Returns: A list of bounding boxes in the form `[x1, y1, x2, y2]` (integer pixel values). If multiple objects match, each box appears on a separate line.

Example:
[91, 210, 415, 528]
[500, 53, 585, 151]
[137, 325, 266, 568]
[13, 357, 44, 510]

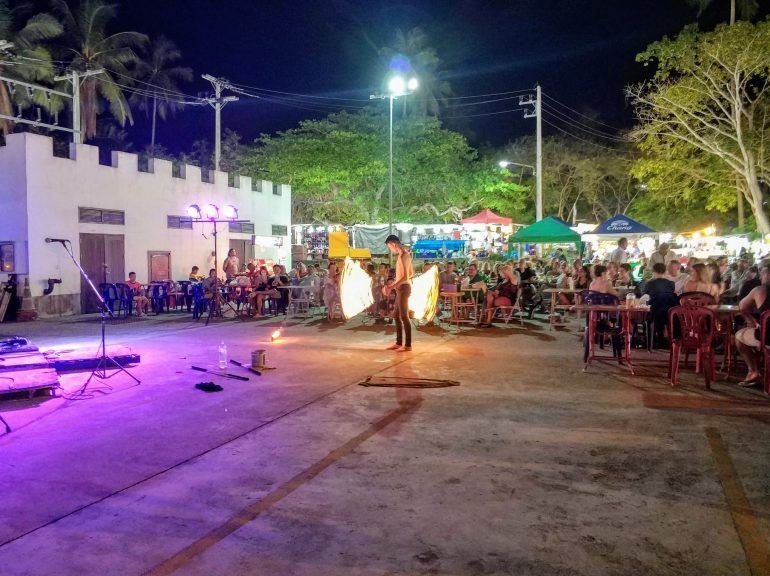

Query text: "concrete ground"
[0, 311, 769, 576]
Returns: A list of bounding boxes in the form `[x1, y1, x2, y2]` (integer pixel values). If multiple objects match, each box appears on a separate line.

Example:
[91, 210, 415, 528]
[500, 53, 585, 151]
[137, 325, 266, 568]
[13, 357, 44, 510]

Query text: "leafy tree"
[51, 0, 147, 139]
[0, 0, 62, 134]
[379, 27, 451, 117]
[242, 108, 526, 224]
[686, 0, 759, 23]
[129, 36, 192, 157]
[628, 21, 770, 234]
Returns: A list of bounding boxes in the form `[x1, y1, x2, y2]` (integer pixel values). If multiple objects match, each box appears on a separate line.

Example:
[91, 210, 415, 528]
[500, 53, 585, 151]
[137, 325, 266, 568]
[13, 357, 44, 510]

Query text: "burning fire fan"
[339, 257, 439, 322]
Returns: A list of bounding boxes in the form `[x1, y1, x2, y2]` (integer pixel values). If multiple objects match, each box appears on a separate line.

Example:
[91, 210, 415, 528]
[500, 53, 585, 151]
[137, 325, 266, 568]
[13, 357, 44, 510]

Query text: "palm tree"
[686, 0, 759, 24]
[380, 27, 452, 117]
[129, 36, 192, 158]
[51, 0, 147, 140]
[0, 1, 62, 134]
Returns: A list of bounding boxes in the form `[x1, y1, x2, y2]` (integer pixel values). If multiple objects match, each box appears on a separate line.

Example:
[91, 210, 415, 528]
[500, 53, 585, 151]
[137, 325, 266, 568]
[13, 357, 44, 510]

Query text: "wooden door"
[104, 234, 125, 284]
[79, 233, 106, 313]
[148, 251, 171, 282]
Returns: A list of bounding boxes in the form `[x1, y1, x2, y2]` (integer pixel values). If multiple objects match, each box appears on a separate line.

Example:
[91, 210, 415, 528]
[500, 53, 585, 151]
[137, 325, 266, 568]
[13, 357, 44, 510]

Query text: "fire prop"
[339, 257, 440, 322]
[340, 257, 374, 319]
[409, 265, 440, 322]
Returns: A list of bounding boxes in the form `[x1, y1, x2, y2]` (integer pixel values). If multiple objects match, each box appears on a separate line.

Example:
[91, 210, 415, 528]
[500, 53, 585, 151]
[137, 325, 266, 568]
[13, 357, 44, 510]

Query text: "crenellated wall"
[0, 132, 292, 316]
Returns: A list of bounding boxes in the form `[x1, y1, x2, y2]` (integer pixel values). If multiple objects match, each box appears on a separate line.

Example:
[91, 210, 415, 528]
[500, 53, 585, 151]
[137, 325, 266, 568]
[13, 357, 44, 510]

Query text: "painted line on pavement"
[145, 397, 423, 575]
[705, 426, 770, 576]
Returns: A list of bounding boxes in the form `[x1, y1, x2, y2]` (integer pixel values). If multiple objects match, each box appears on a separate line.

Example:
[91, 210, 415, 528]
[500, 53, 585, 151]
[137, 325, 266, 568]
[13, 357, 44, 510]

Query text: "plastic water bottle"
[218, 341, 228, 370]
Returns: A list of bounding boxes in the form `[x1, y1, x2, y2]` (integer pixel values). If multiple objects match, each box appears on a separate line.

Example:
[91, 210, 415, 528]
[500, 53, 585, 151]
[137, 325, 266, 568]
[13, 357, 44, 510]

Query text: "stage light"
[221, 204, 238, 220]
[186, 204, 202, 219]
[202, 204, 219, 219]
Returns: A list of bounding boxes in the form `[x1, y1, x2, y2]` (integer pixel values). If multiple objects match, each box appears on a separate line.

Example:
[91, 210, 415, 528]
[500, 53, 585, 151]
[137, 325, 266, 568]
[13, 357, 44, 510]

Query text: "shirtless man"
[385, 235, 414, 351]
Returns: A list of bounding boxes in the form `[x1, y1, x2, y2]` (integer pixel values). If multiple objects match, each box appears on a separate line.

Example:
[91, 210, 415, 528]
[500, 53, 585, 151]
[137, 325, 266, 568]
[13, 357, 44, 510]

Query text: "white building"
[0, 132, 291, 317]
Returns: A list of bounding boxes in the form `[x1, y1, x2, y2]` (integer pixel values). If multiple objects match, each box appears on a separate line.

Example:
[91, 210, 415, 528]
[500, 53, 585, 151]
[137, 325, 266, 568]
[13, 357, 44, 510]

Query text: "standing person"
[649, 243, 677, 268]
[385, 235, 414, 351]
[222, 249, 239, 280]
[609, 238, 628, 265]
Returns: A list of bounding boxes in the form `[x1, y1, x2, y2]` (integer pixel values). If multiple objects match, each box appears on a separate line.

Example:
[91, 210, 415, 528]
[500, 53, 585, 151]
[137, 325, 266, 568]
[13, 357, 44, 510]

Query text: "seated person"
[461, 263, 489, 305]
[483, 265, 519, 325]
[201, 268, 220, 299]
[439, 261, 458, 287]
[643, 263, 675, 297]
[249, 267, 271, 316]
[267, 264, 290, 314]
[616, 263, 640, 296]
[738, 266, 760, 301]
[126, 271, 150, 316]
[588, 265, 617, 296]
[188, 266, 204, 282]
[517, 259, 537, 283]
[665, 260, 688, 295]
[735, 263, 770, 387]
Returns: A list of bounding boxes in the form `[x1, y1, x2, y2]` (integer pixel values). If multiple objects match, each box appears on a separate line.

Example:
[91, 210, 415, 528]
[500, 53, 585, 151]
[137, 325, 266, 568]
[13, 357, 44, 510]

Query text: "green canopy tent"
[508, 217, 582, 250]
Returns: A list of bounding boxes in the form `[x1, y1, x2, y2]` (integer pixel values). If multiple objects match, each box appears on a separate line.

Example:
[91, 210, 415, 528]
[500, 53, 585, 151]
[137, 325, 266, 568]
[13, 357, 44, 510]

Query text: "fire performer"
[385, 235, 414, 351]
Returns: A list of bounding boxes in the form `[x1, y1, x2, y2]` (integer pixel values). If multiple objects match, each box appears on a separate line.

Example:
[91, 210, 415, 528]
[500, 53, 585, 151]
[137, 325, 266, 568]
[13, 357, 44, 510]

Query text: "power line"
[451, 94, 530, 108]
[228, 80, 371, 102]
[541, 103, 628, 142]
[542, 91, 624, 131]
[541, 117, 620, 151]
[443, 107, 528, 119]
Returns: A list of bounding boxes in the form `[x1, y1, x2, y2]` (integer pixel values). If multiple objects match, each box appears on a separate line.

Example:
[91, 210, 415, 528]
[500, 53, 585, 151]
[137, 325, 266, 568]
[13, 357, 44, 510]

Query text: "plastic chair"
[581, 291, 622, 366]
[177, 281, 192, 311]
[191, 283, 209, 320]
[760, 311, 770, 396]
[668, 306, 716, 388]
[99, 283, 120, 316]
[647, 291, 680, 350]
[114, 283, 133, 317]
[149, 284, 169, 314]
[679, 291, 716, 308]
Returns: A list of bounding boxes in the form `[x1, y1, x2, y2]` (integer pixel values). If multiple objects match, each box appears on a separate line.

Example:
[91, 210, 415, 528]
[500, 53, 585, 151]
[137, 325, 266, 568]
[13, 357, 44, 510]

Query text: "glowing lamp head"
[388, 76, 406, 95]
[407, 77, 418, 91]
[498, 161, 510, 169]
[221, 204, 238, 220]
[186, 204, 202, 219]
[271, 329, 282, 342]
[202, 204, 219, 219]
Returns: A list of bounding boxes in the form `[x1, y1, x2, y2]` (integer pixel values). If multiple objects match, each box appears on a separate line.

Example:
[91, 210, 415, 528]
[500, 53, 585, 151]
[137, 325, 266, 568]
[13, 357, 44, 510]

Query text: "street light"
[498, 160, 535, 185]
[371, 75, 418, 244]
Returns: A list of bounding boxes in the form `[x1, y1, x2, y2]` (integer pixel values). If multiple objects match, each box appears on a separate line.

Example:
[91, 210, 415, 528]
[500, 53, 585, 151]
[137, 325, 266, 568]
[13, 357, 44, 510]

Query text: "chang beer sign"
[605, 218, 633, 233]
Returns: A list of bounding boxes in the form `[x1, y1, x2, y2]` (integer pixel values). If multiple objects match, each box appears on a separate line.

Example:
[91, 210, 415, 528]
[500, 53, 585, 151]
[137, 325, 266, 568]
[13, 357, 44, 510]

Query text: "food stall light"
[675, 235, 686, 245]
[692, 231, 702, 240]
[704, 225, 716, 236]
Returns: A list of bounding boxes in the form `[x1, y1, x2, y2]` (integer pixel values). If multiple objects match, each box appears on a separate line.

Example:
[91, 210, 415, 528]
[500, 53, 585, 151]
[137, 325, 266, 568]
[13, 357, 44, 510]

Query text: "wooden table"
[707, 304, 744, 376]
[440, 289, 484, 325]
[573, 304, 650, 374]
[543, 288, 583, 329]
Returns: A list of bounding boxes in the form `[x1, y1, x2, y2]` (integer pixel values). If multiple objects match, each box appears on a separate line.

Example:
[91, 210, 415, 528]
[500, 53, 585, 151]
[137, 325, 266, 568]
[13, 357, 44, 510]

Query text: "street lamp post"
[372, 75, 418, 242]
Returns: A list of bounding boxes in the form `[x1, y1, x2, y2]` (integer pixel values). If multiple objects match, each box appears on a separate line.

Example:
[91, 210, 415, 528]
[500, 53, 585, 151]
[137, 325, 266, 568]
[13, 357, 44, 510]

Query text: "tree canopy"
[242, 108, 527, 224]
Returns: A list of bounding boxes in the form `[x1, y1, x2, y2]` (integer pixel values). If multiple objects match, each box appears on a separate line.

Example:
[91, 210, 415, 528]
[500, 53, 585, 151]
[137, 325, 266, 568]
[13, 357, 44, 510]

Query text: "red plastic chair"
[668, 306, 716, 388]
[761, 311, 770, 395]
[678, 291, 716, 308]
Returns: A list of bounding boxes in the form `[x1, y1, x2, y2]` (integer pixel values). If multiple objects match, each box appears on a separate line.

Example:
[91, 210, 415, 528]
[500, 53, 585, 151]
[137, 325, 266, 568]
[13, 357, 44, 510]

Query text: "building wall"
[0, 133, 292, 316]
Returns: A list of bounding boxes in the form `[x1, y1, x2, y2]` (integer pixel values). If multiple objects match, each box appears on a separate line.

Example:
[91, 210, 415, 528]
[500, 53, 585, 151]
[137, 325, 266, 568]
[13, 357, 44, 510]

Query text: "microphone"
[45, 238, 69, 244]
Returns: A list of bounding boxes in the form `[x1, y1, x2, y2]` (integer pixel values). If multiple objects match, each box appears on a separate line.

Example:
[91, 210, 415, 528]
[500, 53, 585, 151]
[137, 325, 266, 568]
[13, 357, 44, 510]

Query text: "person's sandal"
[386, 344, 401, 350]
[738, 377, 761, 387]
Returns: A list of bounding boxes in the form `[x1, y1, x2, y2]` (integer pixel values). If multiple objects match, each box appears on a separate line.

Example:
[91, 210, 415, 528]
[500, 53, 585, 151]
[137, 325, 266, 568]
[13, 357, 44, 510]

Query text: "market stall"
[461, 209, 515, 256]
[584, 214, 657, 260]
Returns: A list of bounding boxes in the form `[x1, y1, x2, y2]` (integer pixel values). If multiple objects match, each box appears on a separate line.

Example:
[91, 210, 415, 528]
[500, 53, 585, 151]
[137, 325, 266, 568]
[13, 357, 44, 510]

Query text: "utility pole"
[535, 84, 543, 222]
[202, 74, 238, 171]
[521, 86, 543, 221]
[54, 68, 103, 144]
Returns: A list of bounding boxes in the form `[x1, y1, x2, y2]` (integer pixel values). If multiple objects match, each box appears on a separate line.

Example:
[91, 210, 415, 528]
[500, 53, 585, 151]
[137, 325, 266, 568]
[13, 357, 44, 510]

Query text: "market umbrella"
[509, 217, 581, 246]
[461, 209, 512, 226]
[592, 214, 656, 235]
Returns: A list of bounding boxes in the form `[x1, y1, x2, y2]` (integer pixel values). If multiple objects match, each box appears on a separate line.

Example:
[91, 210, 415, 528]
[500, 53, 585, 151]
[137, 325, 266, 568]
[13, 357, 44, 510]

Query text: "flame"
[409, 265, 440, 322]
[271, 329, 282, 341]
[339, 257, 374, 320]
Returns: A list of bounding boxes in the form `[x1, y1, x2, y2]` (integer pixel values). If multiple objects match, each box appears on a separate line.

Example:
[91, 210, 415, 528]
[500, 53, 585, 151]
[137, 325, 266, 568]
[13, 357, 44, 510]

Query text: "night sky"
[117, 0, 716, 152]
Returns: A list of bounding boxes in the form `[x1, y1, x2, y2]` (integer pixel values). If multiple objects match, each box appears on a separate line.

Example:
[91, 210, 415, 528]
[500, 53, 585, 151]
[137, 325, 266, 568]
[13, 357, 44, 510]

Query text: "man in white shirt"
[609, 237, 628, 265]
[665, 260, 688, 295]
[650, 243, 678, 268]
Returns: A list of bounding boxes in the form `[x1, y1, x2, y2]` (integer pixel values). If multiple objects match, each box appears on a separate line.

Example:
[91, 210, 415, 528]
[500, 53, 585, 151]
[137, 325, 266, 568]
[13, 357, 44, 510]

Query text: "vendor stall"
[508, 217, 582, 255]
[412, 239, 467, 259]
[584, 214, 658, 260]
[461, 209, 515, 256]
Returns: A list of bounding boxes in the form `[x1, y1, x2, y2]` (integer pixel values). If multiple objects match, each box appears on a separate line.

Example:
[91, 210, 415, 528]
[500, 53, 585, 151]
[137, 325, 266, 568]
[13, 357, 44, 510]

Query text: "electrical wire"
[541, 103, 629, 142]
[541, 117, 621, 151]
[542, 91, 624, 131]
[443, 107, 527, 119]
[228, 80, 372, 102]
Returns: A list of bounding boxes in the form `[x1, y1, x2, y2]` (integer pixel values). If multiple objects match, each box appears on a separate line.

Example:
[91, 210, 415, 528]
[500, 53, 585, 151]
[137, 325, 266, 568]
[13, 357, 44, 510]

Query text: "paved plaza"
[0, 314, 769, 575]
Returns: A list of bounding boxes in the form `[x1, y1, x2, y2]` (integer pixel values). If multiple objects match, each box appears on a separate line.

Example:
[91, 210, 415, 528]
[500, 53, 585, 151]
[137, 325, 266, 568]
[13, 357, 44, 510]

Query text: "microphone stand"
[53, 240, 140, 394]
